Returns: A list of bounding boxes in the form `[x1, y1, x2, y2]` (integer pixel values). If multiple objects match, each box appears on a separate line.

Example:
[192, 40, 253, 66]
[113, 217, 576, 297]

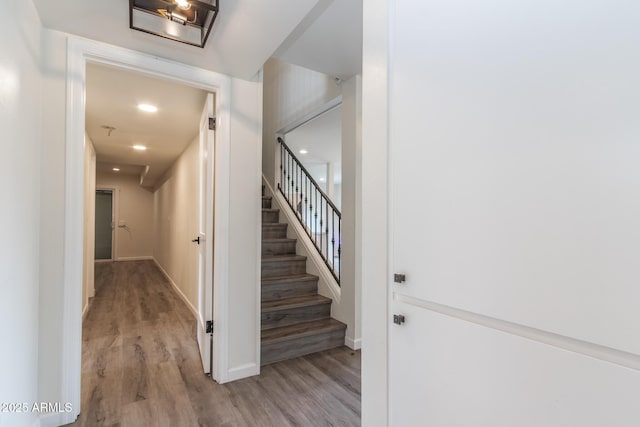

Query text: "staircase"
[261, 188, 346, 365]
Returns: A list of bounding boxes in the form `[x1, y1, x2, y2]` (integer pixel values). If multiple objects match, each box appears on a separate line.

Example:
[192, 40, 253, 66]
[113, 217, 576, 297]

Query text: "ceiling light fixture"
[299, 149, 308, 154]
[112, 167, 120, 172]
[133, 145, 147, 151]
[176, 0, 192, 9]
[138, 103, 158, 113]
[169, 12, 188, 24]
[129, 0, 219, 48]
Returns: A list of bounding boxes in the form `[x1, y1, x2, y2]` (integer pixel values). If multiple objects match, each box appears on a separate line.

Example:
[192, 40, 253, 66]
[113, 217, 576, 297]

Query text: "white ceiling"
[36, 0, 362, 184]
[273, 0, 362, 80]
[33, 0, 321, 80]
[33, 0, 362, 82]
[86, 62, 207, 187]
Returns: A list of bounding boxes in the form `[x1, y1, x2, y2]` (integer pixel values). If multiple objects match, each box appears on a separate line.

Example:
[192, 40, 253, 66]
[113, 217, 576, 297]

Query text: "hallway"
[69, 261, 361, 427]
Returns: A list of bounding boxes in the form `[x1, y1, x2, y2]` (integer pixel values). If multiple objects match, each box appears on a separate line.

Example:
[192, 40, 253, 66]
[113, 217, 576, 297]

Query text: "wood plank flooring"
[67, 260, 360, 427]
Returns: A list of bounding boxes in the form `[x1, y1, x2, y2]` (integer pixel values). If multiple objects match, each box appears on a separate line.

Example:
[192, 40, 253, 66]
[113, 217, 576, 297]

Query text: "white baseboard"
[345, 336, 362, 350]
[82, 301, 89, 320]
[152, 257, 198, 319]
[38, 411, 75, 427]
[115, 256, 153, 261]
[227, 363, 259, 382]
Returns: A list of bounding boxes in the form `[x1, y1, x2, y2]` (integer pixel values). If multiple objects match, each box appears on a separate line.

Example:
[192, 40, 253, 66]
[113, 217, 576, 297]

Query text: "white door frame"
[62, 36, 231, 424]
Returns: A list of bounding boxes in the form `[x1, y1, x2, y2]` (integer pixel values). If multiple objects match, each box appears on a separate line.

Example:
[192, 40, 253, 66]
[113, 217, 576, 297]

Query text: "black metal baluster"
[319, 196, 323, 257]
[325, 201, 329, 260]
[284, 151, 291, 202]
[290, 151, 294, 207]
[279, 141, 282, 191]
[305, 174, 309, 232]
[314, 187, 318, 247]
[288, 149, 292, 204]
[320, 196, 324, 257]
[331, 211, 335, 272]
[298, 162, 302, 218]
[284, 149, 287, 202]
[280, 143, 285, 194]
[308, 177, 313, 238]
[338, 213, 341, 280]
[284, 148, 287, 199]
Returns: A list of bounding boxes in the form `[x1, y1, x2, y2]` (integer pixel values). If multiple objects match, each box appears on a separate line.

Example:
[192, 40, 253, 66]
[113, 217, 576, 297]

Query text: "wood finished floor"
[67, 260, 361, 427]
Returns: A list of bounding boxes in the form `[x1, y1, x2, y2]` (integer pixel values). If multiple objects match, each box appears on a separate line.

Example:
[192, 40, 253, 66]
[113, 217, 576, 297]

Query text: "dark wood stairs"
[261, 188, 346, 365]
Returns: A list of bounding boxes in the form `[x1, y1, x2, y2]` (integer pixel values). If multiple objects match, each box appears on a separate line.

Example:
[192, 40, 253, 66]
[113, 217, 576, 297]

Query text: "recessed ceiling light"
[133, 145, 147, 151]
[112, 167, 120, 172]
[319, 177, 325, 182]
[299, 149, 308, 154]
[138, 103, 158, 113]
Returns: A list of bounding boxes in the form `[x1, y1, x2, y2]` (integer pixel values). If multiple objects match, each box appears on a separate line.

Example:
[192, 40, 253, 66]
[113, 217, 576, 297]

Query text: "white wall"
[340, 75, 362, 348]
[361, 1, 390, 421]
[83, 134, 96, 312]
[38, 27, 67, 415]
[227, 76, 262, 373]
[364, 0, 640, 425]
[97, 171, 154, 260]
[153, 136, 200, 311]
[262, 58, 341, 187]
[0, 1, 42, 426]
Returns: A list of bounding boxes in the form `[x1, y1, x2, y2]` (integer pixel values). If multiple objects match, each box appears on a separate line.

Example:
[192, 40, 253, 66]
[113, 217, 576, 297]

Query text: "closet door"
[388, 1, 640, 425]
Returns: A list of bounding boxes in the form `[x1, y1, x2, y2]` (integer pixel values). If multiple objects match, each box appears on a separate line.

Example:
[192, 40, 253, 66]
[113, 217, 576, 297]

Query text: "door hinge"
[209, 117, 216, 131]
[206, 320, 213, 334]
[393, 314, 405, 325]
[394, 273, 406, 284]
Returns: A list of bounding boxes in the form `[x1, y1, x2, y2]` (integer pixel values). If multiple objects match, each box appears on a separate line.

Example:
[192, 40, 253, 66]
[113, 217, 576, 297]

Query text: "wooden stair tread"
[262, 273, 318, 284]
[262, 255, 306, 262]
[261, 318, 346, 344]
[262, 208, 279, 212]
[262, 237, 297, 256]
[262, 295, 331, 312]
[262, 223, 287, 232]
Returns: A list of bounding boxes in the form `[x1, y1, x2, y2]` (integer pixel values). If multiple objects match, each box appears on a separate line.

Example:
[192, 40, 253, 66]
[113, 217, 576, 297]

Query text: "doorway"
[84, 62, 216, 375]
[63, 38, 233, 425]
[94, 189, 114, 261]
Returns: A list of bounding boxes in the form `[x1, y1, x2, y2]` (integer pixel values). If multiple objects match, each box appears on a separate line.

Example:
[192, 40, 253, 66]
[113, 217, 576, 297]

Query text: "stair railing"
[277, 137, 341, 284]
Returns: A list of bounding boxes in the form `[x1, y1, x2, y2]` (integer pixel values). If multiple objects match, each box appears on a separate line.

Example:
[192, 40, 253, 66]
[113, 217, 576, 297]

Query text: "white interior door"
[388, 1, 640, 425]
[197, 93, 215, 374]
[94, 189, 114, 260]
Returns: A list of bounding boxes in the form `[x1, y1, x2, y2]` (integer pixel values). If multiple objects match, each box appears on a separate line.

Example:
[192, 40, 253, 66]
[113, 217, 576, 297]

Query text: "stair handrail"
[277, 137, 341, 284]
